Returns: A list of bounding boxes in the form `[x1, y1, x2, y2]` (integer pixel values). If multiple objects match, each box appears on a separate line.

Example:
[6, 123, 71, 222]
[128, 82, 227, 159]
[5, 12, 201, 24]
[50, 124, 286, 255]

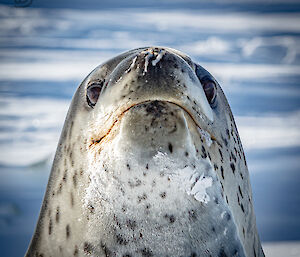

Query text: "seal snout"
[90, 47, 215, 146]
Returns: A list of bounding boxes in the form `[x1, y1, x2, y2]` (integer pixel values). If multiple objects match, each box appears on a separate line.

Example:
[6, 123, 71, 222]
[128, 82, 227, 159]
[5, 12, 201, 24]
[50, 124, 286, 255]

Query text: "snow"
[223, 227, 228, 236]
[151, 50, 165, 66]
[153, 152, 214, 204]
[221, 211, 227, 219]
[188, 173, 213, 204]
[126, 56, 137, 73]
[143, 52, 153, 74]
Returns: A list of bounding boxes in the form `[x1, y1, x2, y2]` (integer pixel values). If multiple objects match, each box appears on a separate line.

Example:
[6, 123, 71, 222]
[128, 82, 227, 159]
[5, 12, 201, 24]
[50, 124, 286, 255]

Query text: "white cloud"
[262, 241, 300, 257]
[236, 111, 300, 150]
[181, 37, 231, 56]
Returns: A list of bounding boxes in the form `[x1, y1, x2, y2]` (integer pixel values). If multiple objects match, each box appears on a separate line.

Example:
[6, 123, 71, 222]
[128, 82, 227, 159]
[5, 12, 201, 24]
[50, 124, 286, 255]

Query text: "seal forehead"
[85, 47, 218, 143]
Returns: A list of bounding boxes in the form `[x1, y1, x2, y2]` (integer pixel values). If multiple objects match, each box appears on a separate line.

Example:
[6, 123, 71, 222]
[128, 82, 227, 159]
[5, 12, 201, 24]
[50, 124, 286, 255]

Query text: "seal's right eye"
[86, 82, 103, 108]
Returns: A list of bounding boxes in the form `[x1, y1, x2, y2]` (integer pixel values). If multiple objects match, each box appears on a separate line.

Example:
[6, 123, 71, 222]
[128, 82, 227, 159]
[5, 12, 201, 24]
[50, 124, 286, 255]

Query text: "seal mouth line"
[90, 100, 217, 146]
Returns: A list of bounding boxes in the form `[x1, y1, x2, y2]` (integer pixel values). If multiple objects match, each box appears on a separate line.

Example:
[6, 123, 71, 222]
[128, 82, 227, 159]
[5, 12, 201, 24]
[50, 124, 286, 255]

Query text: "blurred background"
[0, 0, 299, 256]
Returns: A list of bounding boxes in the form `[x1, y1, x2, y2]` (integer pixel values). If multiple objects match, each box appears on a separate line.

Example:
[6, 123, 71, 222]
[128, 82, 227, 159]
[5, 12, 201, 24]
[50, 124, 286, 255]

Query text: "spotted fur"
[25, 47, 264, 257]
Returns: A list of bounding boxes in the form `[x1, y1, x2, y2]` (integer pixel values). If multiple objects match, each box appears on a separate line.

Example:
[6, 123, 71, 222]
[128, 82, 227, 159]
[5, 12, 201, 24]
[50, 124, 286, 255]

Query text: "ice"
[221, 211, 227, 219]
[153, 152, 214, 204]
[143, 52, 153, 74]
[189, 173, 213, 204]
[223, 227, 228, 236]
[126, 56, 137, 73]
[151, 50, 165, 66]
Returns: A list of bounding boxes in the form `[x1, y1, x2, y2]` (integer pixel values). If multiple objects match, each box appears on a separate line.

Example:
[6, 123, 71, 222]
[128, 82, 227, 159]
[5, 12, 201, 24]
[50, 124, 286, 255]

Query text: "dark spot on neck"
[116, 234, 128, 245]
[201, 145, 207, 159]
[221, 134, 228, 146]
[164, 214, 176, 223]
[160, 192, 166, 198]
[70, 192, 74, 207]
[126, 219, 137, 230]
[221, 166, 224, 180]
[55, 206, 60, 223]
[226, 212, 231, 221]
[238, 185, 244, 198]
[48, 219, 52, 235]
[188, 209, 197, 221]
[214, 164, 218, 171]
[218, 247, 228, 257]
[218, 149, 223, 162]
[74, 245, 79, 256]
[140, 248, 153, 257]
[88, 204, 95, 214]
[84, 242, 94, 255]
[240, 172, 244, 180]
[214, 197, 219, 204]
[72, 173, 77, 187]
[62, 170, 67, 183]
[230, 163, 235, 173]
[241, 203, 245, 213]
[168, 143, 173, 153]
[66, 224, 70, 239]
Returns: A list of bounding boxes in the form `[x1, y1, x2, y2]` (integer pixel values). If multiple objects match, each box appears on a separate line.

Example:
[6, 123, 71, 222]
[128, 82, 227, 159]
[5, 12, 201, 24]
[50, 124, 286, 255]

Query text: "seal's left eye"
[200, 78, 217, 107]
[86, 82, 102, 108]
[195, 65, 217, 108]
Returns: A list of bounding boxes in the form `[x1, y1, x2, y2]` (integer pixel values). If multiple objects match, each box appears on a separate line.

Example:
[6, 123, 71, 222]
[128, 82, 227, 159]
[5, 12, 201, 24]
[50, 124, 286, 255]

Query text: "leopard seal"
[25, 47, 265, 257]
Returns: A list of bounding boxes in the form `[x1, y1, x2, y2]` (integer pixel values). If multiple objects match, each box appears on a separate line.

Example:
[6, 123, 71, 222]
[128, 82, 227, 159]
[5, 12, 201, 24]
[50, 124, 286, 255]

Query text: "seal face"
[25, 47, 265, 257]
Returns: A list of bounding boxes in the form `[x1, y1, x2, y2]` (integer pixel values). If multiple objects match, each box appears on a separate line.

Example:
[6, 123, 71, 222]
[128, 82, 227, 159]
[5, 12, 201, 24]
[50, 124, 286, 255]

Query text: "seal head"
[25, 47, 265, 257]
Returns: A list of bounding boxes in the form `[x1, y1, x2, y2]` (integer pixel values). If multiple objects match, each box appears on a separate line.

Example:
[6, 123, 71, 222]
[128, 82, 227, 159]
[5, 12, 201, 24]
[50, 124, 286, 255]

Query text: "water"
[0, 1, 300, 256]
